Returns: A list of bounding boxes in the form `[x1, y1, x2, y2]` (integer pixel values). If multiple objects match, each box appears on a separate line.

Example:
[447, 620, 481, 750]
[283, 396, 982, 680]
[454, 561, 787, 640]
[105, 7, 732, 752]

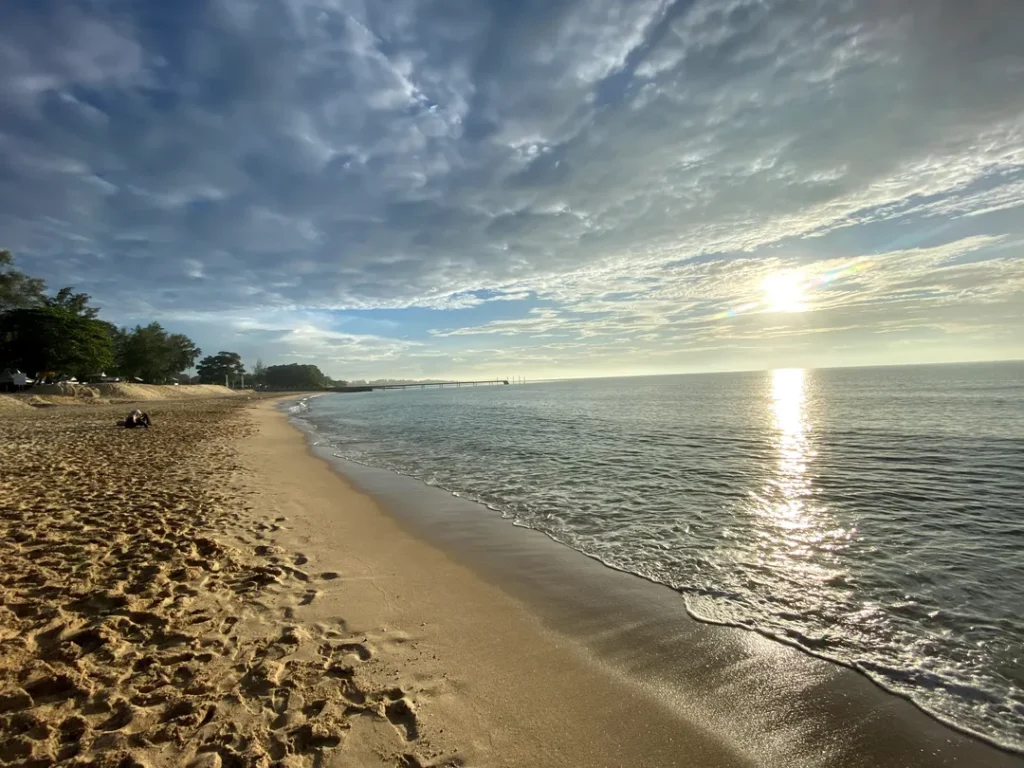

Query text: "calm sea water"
[294, 362, 1024, 750]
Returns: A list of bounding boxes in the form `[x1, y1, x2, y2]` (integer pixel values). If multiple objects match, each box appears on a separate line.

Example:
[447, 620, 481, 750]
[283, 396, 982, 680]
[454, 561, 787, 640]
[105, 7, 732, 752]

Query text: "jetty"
[330, 379, 509, 393]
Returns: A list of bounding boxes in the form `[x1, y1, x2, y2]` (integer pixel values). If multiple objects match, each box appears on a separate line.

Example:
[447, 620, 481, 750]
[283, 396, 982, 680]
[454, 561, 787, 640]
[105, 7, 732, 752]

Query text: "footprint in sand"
[302, 699, 327, 718]
[283, 566, 310, 583]
[399, 754, 465, 768]
[323, 641, 372, 663]
[385, 696, 420, 742]
[283, 722, 342, 755]
[24, 674, 82, 705]
[97, 700, 134, 732]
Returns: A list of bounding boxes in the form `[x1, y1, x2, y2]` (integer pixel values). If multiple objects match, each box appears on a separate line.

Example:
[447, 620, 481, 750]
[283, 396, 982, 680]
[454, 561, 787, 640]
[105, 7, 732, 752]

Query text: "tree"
[168, 334, 201, 377]
[263, 363, 329, 390]
[0, 250, 46, 312]
[251, 358, 268, 387]
[0, 306, 114, 379]
[114, 323, 201, 383]
[196, 351, 245, 385]
[44, 287, 100, 318]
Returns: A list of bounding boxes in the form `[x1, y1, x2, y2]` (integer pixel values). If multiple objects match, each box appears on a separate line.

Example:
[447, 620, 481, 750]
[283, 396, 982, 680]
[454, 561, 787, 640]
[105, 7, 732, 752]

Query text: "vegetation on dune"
[0, 305, 115, 382]
[1, 251, 200, 384]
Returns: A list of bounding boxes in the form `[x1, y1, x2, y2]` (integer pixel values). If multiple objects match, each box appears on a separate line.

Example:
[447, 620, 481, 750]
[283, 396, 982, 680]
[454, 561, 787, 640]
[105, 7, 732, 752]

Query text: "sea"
[291, 362, 1024, 752]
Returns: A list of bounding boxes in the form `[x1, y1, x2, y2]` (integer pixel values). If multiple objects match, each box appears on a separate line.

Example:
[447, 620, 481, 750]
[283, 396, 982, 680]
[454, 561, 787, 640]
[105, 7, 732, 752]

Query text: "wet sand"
[2, 397, 1021, 767]
[276, 402, 1024, 768]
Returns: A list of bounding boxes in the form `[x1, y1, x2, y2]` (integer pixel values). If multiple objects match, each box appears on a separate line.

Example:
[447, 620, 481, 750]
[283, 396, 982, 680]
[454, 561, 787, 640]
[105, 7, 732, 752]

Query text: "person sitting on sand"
[121, 409, 151, 429]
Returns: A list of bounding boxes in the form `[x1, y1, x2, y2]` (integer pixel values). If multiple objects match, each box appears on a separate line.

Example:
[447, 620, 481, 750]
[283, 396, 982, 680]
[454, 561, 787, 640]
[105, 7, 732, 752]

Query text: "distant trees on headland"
[0, 250, 338, 389]
[262, 363, 333, 390]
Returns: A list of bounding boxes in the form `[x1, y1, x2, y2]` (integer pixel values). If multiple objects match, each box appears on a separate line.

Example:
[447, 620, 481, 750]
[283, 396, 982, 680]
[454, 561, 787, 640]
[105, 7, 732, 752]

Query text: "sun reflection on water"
[753, 369, 852, 577]
[769, 368, 812, 528]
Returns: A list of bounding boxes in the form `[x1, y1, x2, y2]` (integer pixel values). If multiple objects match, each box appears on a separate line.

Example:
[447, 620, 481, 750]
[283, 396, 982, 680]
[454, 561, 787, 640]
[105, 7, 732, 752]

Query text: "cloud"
[1, 0, 1022, 375]
[431, 235, 1022, 355]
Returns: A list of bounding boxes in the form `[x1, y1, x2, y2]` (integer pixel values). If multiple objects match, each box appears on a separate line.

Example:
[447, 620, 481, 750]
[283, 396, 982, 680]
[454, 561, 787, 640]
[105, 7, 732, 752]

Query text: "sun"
[762, 271, 808, 313]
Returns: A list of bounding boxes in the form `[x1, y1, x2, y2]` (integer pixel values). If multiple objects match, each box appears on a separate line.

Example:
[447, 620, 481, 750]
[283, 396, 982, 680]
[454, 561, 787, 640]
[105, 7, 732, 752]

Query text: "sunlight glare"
[763, 369, 811, 526]
[748, 369, 852, 586]
[762, 271, 807, 313]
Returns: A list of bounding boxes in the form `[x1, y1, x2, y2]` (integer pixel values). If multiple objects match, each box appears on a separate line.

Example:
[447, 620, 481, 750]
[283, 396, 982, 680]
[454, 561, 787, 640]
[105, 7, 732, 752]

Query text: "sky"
[1, 0, 1023, 380]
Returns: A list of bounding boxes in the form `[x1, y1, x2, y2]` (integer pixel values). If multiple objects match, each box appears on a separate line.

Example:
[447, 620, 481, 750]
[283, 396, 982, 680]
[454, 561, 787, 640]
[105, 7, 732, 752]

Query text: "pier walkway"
[330, 379, 508, 393]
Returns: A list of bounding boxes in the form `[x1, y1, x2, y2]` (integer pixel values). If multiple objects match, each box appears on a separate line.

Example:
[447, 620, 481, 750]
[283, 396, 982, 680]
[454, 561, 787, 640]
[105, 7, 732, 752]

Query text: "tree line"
[0, 251, 338, 389]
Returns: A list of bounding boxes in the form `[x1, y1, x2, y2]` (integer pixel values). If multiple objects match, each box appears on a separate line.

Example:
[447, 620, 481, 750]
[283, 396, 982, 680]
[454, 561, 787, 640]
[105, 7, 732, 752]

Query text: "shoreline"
[323, 443, 1021, 757]
[281, 396, 1024, 767]
[248, 399, 745, 767]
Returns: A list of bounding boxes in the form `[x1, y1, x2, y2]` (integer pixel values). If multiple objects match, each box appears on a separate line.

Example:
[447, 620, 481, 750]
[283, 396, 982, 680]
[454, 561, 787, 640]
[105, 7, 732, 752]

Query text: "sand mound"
[23, 383, 102, 400]
[7, 383, 244, 407]
[0, 394, 33, 412]
[14, 383, 106, 407]
[94, 383, 242, 401]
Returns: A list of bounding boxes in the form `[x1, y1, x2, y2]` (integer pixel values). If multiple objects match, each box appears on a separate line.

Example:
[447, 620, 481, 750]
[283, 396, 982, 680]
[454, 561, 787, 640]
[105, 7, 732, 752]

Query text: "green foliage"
[114, 323, 201, 383]
[168, 334, 201, 377]
[196, 351, 246, 384]
[1, 249, 202, 385]
[0, 306, 114, 379]
[263, 363, 329, 390]
[1, 252, 112, 377]
[45, 287, 101, 319]
[0, 250, 46, 312]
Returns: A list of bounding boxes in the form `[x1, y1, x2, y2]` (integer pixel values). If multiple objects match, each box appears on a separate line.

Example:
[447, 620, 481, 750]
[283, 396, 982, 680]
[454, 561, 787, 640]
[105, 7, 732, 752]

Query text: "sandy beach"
[2, 396, 1022, 767]
[1, 396, 459, 767]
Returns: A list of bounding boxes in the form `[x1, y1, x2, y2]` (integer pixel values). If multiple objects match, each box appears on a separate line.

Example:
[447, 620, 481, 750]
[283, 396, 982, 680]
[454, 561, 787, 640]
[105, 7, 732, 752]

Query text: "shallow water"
[294, 362, 1024, 751]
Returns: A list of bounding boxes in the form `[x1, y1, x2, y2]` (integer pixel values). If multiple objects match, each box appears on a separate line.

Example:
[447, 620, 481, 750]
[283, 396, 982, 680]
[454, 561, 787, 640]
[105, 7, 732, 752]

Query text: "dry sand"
[0, 398, 452, 767]
[0, 395, 33, 413]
